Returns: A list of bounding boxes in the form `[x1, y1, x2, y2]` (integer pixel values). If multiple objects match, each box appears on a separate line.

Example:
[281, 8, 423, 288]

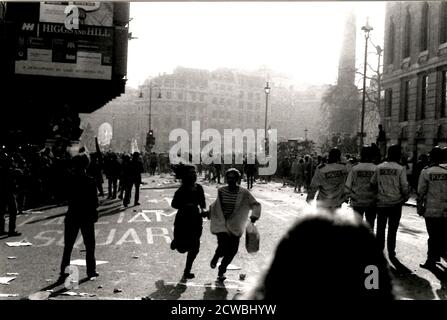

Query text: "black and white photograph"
[1, 0, 447, 313]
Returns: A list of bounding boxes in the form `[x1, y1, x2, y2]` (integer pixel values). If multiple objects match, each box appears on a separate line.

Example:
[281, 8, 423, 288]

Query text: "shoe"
[217, 275, 226, 282]
[182, 272, 195, 280]
[420, 261, 437, 270]
[56, 273, 69, 284]
[134, 202, 141, 206]
[8, 231, 21, 237]
[210, 256, 218, 269]
[87, 272, 99, 279]
[170, 240, 176, 250]
[0, 231, 7, 236]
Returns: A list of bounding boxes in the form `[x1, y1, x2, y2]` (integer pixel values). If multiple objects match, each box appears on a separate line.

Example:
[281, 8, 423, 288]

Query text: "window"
[191, 92, 196, 101]
[385, 88, 393, 117]
[219, 98, 224, 104]
[441, 71, 447, 118]
[256, 93, 260, 100]
[177, 118, 182, 127]
[166, 91, 172, 99]
[177, 92, 183, 100]
[199, 94, 204, 101]
[256, 103, 261, 110]
[440, 2, 447, 44]
[226, 99, 232, 106]
[386, 18, 395, 64]
[418, 75, 428, 120]
[403, 8, 411, 58]
[420, 3, 429, 52]
[239, 91, 244, 99]
[400, 80, 410, 122]
[248, 92, 253, 100]
[212, 97, 217, 104]
[239, 100, 244, 108]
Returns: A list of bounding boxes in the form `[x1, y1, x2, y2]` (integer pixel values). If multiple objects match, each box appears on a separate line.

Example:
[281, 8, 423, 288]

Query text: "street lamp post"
[360, 19, 373, 147]
[264, 82, 271, 154]
[139, 80, 161, 153]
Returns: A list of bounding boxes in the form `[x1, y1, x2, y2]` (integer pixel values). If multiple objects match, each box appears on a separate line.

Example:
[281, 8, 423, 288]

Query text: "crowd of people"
[1, 138, 447, 300]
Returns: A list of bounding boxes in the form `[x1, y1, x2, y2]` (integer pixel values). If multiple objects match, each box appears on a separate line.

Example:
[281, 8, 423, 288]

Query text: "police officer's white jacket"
[307, 163, 348, 208]
[417, 164, 447, 218]
[345, 162, 377, 207]
[370, 161, 409, 207]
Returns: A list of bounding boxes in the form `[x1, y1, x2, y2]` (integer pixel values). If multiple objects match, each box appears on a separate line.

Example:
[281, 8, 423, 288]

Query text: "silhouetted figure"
[170, 164, 207, 280]
[59, 155, 99, 282]
[0, 154, 21, 237]
[123, 152, 144, 207]
[377, 124, 387, 161]
[104, 151, 120, 199]
[241, 211, 394, 301]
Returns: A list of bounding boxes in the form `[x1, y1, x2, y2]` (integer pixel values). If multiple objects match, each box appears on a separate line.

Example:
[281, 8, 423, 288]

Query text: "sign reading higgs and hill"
[14, 2, 113, 80]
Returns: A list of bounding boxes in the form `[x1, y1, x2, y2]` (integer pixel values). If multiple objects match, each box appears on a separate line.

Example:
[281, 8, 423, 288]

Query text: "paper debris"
[113, 288, 122, 293]
[218, 263, 241, 270]
[28, 291, 51, 300]
[0, 277, 16, 285]
[98, 285, 103, 289]
[147, 199, 158, 203]
[70, 259, 108, 266]
[0, 293, 19, 298]
[7, 257, 17, 259]
[6, 273, 19, 276]
[61, 291, 79, 296]
[132, 256, 139, 259]
[6, 240, 32, 247]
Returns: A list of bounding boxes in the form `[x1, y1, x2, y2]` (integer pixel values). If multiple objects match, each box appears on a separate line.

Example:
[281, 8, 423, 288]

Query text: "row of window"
[384, 70, 447, 121]
[386, 2, 447, 64]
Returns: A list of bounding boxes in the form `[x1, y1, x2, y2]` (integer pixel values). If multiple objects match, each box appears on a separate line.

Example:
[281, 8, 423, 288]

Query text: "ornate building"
[382, 1, 447, 160]
[81, 67, 326, 153]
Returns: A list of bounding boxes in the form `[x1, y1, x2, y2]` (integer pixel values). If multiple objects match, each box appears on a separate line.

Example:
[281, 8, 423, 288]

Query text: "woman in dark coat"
[170, 164, 207, 280]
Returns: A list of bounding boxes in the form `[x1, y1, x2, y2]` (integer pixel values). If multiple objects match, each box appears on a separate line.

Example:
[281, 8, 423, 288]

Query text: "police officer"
[417, 147, 447, 269]
[306, 148, 348, 212]
[345, 146, 377, 230]
[371, 144, 409, 260]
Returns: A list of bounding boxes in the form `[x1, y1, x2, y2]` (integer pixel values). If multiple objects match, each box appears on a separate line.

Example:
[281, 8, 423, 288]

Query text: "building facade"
[81, 67, 326, 153]
[382, 1, 447, 160]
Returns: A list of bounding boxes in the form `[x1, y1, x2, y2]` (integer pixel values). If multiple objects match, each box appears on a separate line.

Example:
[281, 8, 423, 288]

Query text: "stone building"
[81, 67, 326, 153]
[382, 1, 447, 160]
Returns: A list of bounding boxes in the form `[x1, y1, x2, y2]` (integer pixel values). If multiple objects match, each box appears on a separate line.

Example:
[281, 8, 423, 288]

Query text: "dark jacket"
[66, 173, 99, 223]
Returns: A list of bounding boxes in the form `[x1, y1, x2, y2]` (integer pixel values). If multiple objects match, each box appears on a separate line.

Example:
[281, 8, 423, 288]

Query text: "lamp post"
[139, 80, 161, 152]
[360, 19, 373, 147]
[264, 81, 271, 154]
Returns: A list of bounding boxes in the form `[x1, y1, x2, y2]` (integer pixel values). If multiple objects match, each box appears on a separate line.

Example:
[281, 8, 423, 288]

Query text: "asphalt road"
[1, 174, 446, 300]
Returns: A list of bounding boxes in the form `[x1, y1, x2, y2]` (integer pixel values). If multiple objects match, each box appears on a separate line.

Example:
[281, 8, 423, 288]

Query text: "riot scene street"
[2, 1, 447, 306]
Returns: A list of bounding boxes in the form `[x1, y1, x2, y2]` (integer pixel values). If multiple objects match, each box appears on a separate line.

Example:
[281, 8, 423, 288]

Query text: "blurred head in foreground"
[242, 209, 394, 301]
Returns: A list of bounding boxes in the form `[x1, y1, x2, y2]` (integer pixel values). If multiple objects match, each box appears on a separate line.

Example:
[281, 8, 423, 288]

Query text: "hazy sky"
[127, 2, 385, 89]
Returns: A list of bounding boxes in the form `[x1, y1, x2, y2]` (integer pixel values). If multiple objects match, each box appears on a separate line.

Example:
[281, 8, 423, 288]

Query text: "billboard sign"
[15, 21, 113, 80]
[39, 1, 113, 27]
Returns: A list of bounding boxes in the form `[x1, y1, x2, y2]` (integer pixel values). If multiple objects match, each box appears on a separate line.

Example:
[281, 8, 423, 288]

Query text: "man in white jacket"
[209, 168, 261, 282]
